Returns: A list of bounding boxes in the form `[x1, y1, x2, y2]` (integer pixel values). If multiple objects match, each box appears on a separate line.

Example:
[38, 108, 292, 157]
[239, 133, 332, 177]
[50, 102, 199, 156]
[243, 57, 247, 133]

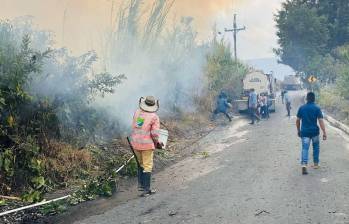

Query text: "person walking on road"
[212, 92, 232, 122]
[130, 96, 164, 196]
[296, 92, 327, 175]
[248, 88, 260, 125]
[284, 91, 291, 117]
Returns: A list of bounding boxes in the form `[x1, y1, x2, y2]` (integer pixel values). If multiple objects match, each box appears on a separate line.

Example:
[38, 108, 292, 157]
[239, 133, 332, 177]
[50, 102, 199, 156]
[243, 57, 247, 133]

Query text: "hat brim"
[139, 98, 159, 112]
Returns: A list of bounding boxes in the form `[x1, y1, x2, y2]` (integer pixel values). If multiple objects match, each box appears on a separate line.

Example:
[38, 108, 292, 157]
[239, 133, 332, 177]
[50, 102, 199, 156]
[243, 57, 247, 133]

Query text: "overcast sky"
[0, 0, 285, 60]
[217, 0, 285, 60]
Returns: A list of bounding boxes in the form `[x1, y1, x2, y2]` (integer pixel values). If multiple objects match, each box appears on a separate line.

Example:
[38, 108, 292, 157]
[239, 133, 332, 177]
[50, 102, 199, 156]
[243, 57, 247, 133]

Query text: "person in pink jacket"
[130, 96, 163, 196]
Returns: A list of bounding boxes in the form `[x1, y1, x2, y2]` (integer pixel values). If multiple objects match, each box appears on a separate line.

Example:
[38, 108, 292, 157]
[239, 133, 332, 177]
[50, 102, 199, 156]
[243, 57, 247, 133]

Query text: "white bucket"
[158, 129, 169, 149]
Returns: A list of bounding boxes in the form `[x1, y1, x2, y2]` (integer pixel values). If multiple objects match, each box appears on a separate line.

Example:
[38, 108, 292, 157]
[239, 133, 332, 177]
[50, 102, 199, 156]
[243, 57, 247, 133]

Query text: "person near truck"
[296, 92, 327, 175]
[284, 91, 291, 117]
[260, 93, 269, 119]
[212, 92, 232, 122]
[130, 96, 164, 196]
[248, 88, 260, 125]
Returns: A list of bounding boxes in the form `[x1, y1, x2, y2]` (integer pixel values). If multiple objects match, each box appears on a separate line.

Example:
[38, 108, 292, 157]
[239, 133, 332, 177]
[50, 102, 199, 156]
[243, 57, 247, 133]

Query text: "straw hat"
[139, 96, 159, 112]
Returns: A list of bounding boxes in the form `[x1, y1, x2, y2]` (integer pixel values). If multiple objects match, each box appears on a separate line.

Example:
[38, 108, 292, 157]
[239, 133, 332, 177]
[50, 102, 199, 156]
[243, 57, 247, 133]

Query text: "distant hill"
[245, 58, 295, 80]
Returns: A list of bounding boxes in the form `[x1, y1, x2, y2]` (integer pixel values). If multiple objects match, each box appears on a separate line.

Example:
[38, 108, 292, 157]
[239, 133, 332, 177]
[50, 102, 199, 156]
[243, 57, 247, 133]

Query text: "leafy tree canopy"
[275, 0, 349, 86]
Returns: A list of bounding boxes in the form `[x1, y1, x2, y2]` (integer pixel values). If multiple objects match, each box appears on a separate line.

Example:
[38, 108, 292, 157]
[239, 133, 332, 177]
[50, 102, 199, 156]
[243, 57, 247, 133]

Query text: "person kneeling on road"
[212, 92, 232, 122]
[130, 96, 164, 197]
[296, 92, 327, 175]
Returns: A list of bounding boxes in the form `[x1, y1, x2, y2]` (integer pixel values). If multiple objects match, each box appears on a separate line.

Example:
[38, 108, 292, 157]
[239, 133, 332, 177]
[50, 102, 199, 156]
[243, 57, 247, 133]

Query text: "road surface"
[74, 91, 349, 224]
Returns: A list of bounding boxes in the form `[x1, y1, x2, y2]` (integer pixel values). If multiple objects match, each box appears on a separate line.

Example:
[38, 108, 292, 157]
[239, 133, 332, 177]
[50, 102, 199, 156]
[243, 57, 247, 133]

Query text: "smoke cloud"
[0, 0, 246, 55]
[0, 0, 285, 132]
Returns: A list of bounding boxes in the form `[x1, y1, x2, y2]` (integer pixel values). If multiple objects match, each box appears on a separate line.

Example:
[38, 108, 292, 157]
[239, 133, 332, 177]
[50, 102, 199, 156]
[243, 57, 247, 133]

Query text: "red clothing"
[130, 109, 160, 150]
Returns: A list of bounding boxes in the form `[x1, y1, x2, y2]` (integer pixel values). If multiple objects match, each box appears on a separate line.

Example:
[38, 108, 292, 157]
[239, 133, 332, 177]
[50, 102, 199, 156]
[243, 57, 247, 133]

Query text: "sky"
[0, 0, 285, 60]
[218, 0, 285, 59]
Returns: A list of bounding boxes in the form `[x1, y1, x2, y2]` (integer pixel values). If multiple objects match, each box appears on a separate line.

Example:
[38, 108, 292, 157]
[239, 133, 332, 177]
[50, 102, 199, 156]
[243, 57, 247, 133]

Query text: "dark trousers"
[261, 105, 269, 118]
[212, 109, 232, 121]
[249, 107, 260, 124]
[286, 102, 291, 117]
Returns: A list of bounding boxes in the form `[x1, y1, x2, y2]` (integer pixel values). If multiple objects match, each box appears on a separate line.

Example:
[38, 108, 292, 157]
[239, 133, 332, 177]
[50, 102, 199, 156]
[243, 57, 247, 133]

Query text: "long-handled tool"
[126, 137, 140, 168]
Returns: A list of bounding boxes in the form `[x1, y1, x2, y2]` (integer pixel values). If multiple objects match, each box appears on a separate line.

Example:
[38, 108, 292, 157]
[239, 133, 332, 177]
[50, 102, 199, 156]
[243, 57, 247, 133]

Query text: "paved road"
[76, 91, 349, 224]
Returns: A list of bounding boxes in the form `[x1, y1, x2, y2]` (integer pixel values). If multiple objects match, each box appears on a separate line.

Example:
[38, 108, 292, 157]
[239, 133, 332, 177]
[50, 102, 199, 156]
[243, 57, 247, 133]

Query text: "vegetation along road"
[70, 92, 349, 224]
[2, 1, 349, 223]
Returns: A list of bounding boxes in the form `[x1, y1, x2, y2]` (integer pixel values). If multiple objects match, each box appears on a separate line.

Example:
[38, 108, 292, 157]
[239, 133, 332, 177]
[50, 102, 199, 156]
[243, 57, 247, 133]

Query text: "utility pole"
[62, 8, 68, 45]
[224, 14, 246, 60]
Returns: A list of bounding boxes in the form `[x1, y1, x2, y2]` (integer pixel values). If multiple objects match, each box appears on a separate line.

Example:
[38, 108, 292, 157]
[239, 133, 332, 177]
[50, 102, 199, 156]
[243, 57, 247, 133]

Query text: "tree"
[275, 0, 349, 86]
[275, 1, 330, 72]
[334, 45, 349, 98]
[318, 0, 349, 49]
[205, 38, 248, 104]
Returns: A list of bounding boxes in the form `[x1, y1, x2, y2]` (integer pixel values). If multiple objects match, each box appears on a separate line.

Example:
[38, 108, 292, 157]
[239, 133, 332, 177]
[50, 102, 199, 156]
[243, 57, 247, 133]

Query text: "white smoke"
[93, 2, 209, 129]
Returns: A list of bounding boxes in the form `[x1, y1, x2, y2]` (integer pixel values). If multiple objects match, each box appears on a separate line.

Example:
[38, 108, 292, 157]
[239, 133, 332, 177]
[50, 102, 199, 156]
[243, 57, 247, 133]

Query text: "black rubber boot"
[302, 166, 308, 175]
[141, 172, 156, 197]
[137, 166, 144, 191]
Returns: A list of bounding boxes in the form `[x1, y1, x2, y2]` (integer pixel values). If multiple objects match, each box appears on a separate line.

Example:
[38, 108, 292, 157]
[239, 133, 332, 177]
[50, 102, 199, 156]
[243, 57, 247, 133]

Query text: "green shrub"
[202, 38, 248, 111]
[0, 19, 124, 198]
[319, 86, 349, 124]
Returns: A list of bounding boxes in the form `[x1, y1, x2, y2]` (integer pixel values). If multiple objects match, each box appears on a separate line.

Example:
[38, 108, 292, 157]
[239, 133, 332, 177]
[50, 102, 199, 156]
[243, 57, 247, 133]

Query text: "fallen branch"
[0, 195, 21, 201]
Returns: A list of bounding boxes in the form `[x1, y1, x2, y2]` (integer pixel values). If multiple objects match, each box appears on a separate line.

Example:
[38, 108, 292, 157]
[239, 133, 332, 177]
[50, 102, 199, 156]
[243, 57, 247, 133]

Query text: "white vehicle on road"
[236, 71, 276, 112]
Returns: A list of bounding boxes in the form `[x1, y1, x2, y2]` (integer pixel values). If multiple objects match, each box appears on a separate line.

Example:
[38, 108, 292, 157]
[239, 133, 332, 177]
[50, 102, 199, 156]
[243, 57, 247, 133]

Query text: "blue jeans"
[301, 136, 320, 165]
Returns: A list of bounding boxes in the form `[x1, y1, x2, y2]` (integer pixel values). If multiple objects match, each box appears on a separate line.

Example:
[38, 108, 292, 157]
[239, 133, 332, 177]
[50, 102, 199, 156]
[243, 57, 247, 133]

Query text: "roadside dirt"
[73, 90, 349, 224]
[0, 111, 226, 224]
[45, 113, 231, 224]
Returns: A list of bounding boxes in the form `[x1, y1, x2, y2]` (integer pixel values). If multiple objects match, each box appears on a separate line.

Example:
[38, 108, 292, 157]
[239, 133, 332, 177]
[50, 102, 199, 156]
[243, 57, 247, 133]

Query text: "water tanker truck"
[235, 71, 276, 113]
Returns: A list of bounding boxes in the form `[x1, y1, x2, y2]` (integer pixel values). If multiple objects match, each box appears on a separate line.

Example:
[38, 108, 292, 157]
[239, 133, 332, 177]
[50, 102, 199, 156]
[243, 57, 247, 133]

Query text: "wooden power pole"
[224, 14, 246, 60]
